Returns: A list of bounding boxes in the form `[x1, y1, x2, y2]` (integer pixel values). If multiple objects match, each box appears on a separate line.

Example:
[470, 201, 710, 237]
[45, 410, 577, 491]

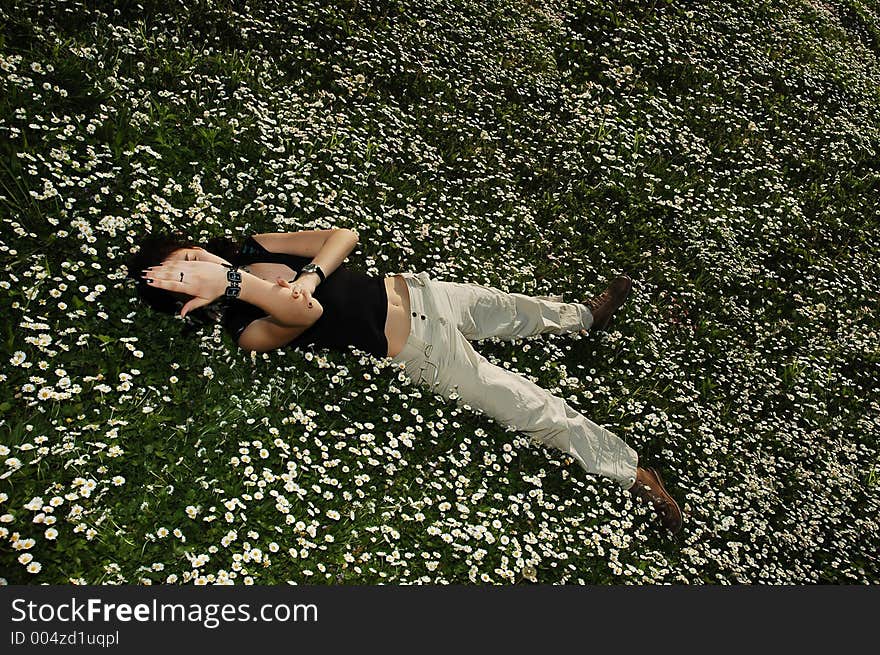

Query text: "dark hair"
[125, 229, 241, 335]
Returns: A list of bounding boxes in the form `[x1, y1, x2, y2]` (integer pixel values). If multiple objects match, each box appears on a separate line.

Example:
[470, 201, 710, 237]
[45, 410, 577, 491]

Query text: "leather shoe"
[629, 467, 683, 533]
[585, 274, 632, 332]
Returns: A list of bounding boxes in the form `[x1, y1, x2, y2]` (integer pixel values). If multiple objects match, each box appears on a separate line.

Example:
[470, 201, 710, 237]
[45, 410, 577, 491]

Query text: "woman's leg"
[429, 279, 593, 341]
[403, 317, 638, 488]
[391, 272, 682, 530]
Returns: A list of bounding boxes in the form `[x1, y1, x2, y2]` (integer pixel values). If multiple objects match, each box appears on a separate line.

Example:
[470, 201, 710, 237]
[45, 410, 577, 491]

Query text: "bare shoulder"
[237, 315, 307, 353]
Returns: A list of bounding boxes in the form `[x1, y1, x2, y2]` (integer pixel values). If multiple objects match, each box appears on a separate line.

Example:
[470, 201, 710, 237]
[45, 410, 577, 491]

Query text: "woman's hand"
[275, 277, 324, 326]
[274, 275, 318, 309]
[141, 261, 227, 317]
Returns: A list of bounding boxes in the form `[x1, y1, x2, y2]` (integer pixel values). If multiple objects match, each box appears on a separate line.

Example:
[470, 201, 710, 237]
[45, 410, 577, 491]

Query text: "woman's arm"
[236, 269, 323, 327]
[142, 260, 323, 327]
[257, 228, 359, 304]
[236, 316, 308, 353]
[252, 229, 359, 277]
[304, 228, 359, 281]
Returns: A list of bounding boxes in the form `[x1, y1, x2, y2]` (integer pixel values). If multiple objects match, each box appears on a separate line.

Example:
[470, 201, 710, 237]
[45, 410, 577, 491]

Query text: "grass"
[0, 0, 878, 584]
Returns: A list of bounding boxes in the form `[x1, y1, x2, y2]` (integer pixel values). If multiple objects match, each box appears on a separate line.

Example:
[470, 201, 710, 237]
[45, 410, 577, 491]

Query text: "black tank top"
[222, 234, 389, 358]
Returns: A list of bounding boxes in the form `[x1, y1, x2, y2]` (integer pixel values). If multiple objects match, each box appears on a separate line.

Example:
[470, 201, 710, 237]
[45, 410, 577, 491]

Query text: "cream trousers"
[390, 272, 639, 489]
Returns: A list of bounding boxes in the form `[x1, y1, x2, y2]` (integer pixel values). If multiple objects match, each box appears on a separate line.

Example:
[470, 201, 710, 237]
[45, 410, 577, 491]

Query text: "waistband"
[398, 271, 427, 313]
[390, 272, 438, 365]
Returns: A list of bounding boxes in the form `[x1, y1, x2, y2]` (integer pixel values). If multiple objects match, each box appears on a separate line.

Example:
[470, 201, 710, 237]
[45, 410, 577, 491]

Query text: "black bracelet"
[220, 262, 242, 299]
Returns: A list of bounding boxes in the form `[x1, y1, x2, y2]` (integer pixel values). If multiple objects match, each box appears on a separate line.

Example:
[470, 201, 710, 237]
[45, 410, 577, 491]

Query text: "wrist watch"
[220, 262, 242, 299]
[297, 263, 325, 284]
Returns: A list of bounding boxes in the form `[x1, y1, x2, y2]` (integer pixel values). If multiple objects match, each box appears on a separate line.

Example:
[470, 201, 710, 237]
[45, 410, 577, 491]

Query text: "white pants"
[390, 272, 639, 489]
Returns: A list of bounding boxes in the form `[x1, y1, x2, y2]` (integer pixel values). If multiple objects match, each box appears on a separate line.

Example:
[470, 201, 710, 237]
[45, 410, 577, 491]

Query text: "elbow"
[339, 227, 359, 244]
[279, 298, 323, 329]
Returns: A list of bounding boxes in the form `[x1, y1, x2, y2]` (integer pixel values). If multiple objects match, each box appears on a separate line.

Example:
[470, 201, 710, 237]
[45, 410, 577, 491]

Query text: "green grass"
[0, 0, 878, 584]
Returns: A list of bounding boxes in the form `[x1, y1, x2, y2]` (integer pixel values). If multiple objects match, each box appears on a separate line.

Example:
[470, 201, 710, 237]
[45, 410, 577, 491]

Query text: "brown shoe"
[629, 467, 683, 533]
[585, 274, 633, 332]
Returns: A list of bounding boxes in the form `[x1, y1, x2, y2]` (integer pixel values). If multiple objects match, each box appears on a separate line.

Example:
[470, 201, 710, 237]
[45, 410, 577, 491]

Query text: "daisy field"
[0, 0, 878, 584]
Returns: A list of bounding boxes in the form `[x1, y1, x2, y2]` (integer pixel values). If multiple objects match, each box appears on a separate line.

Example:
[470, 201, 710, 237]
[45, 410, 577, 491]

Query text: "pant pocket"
[413, 339, 442, 387]
[415, 360, 441, 388]
[393, 333, 435, 386]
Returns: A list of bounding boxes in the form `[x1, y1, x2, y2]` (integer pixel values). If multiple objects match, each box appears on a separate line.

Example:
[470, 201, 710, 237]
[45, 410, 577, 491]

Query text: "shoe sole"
[647, 467, 683, 533]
